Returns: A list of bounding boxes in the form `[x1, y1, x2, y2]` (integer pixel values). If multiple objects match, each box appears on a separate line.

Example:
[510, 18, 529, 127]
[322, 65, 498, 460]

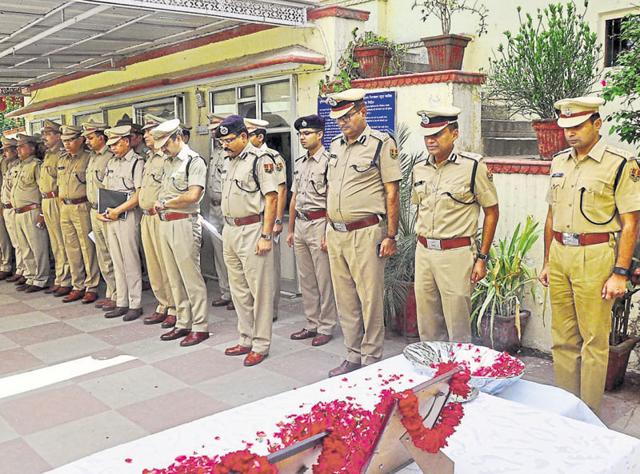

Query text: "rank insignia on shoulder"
[486, 169, 493, 181]
[276, 162, 283, 172]
[630, 167, 640, 183]
[264, 163, 274, 173]
[390, 147, 399, 160]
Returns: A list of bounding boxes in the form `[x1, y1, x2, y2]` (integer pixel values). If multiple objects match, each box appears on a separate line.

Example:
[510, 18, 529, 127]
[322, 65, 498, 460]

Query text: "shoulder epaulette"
[295, 155, 305, 163]
[331, 134, 343, 142]
[552, 147, 572, 158]
[458, 151, 483, 161]
[605, 145, 634, 161]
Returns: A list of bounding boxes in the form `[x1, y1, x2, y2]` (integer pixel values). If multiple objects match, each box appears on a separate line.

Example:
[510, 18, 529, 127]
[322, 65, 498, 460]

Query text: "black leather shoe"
[104, 306, 129, 319]
[123, 308, 143, 322]
[160, 327, 190, 341]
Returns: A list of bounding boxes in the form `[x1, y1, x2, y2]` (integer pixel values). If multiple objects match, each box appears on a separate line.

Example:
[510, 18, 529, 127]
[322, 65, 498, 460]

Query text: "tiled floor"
[0, 278, 638, 473]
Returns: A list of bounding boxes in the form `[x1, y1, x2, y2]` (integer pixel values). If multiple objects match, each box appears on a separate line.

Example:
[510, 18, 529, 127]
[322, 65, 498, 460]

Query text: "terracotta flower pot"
[531, 119, 569, 160]
[421, 34, 471, 71]
[353, 46, 391, 78]
[605, 336, 640, 391]
[394, 283, 419, 339]
[479, 310, 531, 354]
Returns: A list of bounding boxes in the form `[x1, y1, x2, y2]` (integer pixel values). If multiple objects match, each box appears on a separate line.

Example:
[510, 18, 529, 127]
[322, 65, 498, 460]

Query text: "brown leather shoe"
[0, 271, 11, 280]
[101, 300, 117, 311]
[54, 286, 72, 298]
[226, 301, 235, 311]
[328, 360, 361, 378]
[143, 312, 167, 325]
[180, 331, 210, 346]
[312, 334, 333, 347]
[62, 289, 85, 303]
[81, 291, 98, 304]
[123, 308, 143, 322]
[244, 351, 267, 367]
[25, 285, 47, 293]
[95, 298, 110, 308]
[6, 273, 22, 283]
[104, 306, 128, 318]
[14, 276, 27, 286]
[160, 327, 190, 341]
[290, 328, 317, 340]
[44, 285, 59, 294]
[161, 314, 177, 328]
[211, 297, 231, 307]
[224, 344, 252, 356]
[16, 283, 28, 291]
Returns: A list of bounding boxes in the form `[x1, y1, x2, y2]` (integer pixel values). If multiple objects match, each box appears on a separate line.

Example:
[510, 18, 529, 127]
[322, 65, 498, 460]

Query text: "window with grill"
[605, 17, 634, 67]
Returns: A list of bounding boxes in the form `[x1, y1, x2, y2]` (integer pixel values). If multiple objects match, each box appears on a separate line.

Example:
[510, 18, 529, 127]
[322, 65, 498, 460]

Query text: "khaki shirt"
[58, 149, 90, 200]
[38, 145, 62, 194]
[11, 156, 41, 208]
[86, 145, 114, 205]
[292, 146, 330, 212]
[327, 126, 401, 222]
[104, 149, 143, 193]
[159, 145, 206, 214]
[260, 144, 287, 186]
[139, 151, 165, 211]
[547, 139, 640, 233]
[1, 157, 19, 205]
[412, 151, 498, 239]
[206, 146, 225, 206]
[221, 142, 279, 218]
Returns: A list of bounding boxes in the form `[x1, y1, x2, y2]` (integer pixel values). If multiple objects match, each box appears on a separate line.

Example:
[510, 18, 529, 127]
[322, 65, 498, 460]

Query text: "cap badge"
[326, 97, 338, 107]
[301, 120, 307, 127]
[219, 126, 228, 135]
[562, 107, 572, 117]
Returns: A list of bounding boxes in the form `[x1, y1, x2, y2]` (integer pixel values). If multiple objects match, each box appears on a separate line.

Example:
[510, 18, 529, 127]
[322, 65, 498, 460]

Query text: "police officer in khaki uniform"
[139, 114, 179, 328]
[206, 113, 233, 310]
[287, 114, 338, 346]
[152, 119, 210, 346]
[97, 125, 144, 321]
[82, 119, 117, 310]
[539, 97, 640, 415]
[412, 107, 499, 342]
[11, 134, 50, 292]
[324, 88, 402, 377]
[39, 120, 71, 295]
[217, 115, 279, 366]
[0, 138, 19, 280]
[244, 118, 287, 322]
[58, 125, 99, 303]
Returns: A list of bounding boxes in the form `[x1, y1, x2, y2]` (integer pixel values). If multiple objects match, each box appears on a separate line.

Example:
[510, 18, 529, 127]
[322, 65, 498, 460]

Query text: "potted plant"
[607, 288, 640, 390]
[486, 1, 601, 159]
[383, 125, 423, 339]
[471, 216, 540, 353]
[337, 28, 407, 80]
[318, 71, 351, 96]
[411, 0, 488, 71]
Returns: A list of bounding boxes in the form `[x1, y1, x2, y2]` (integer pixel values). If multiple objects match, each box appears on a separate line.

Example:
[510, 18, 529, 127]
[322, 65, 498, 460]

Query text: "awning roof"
[0, 0, 316, 89]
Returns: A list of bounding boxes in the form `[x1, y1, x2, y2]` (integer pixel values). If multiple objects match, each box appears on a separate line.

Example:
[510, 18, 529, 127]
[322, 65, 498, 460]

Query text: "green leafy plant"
[339, 28, 407, 80]
[411, 0, 489, 36]
[0, 96, 24, 132]
[602, 14, 640, 149]
[486, 1, 601, 119]
[471, 216, 540, 342]
[383, 124, 423, 328]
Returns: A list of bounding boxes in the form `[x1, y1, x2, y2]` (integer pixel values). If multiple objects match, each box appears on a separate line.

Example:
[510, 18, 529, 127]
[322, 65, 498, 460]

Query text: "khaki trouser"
[158, 215, 208, 332]
[141, 214, 176, 315]
[549, 239, 614, 415]
[223, 221, 274, 354]
[294, 218, 338, 335]
[273, 237, 281, 319]
[90, 208, 116, 300]
[60, 201, 99, 291]
[15, 208, 50, 287]
[106, 211, 142, 309]
[414, 243, 473, 342]
[0, 216, 11, 272]
[208, 205, 230, 300]
[327, 222, 385, 365]
[42, 197, 71, 287]
[4, 208, 24, 275]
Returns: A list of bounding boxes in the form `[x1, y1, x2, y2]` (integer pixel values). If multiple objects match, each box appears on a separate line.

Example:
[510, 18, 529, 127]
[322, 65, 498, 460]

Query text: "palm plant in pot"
[471, 216, 540, 353]
[411, 0, 488, 71]
[486, 1, 601, 159]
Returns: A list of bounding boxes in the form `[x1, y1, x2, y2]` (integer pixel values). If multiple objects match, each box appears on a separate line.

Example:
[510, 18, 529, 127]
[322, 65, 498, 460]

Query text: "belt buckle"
[333, 222, 347, 232]
[426, 238, 442, 250]
[297, 211, 309, 221]
[561, 232, 580, 246]
[159, 212, 167, 222]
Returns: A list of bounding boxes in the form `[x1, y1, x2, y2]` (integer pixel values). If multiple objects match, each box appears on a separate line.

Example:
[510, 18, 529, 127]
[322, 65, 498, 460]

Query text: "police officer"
[539, 97, 640, 415]
[11, 134, 50, 292]
[412, 107, 499, 342]
[39, 120, 71, 295]
[139, 114, 179, 328]
[324, 88, 402, 377]
[217, 115, 279, 366]
[206, 113, 233, 310]
[244, 118, 287, 321]
[152, 119, 209, 346]
[98, 125, 144, 321]
[58, 125, 99, 303]
[287, 114, 338, 346]
[0, 138, 19, 280]
[83, 119, 117, 311]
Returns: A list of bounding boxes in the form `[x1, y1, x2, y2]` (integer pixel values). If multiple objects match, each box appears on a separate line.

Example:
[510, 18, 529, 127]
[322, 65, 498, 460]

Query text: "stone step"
[481, 119, 536, 138]
[482, 137, 539, 157]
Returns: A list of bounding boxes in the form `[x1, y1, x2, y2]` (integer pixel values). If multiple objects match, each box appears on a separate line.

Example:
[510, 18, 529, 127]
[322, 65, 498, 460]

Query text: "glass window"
[73, 110, 105, 126]
[605, 17, 635, 67]
[212, 90, 236, 115]
[261, 80, 291, 128]
[133, 96, 184, 124]
[238, 101, 256, 119]
[240, 85, 256, 99]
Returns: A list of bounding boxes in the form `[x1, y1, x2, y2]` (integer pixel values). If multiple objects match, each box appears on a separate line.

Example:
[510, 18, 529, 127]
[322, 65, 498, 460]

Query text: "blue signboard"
[317, 91, 396, 149]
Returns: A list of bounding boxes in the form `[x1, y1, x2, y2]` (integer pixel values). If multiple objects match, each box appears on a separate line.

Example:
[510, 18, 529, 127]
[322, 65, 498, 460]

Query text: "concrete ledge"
[352, 70, 486, 88]
[308, 5, 370, 21]
[485, 157, 551, 175]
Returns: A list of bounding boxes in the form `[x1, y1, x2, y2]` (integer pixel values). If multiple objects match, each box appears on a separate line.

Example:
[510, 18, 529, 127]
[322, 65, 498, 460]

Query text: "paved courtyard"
[0, 278, 638, 473]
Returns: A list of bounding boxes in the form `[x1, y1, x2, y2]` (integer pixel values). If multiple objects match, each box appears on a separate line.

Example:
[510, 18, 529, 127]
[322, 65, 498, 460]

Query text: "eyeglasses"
[336, 109, 360, 124]
[297, 130, 319, 137]
[218, 135, 239, 145]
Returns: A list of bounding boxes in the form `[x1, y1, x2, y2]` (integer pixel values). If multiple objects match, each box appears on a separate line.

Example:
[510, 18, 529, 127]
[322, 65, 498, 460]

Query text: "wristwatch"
[385, 235, 398, 242]
[476, 252, 488, 261]
[612, 266, 630, 278]
[274, 218, 283, 226]
[260, 233, 272, 241]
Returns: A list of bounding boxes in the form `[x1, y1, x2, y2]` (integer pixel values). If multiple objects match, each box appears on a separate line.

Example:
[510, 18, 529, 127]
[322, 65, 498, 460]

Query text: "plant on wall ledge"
[411, 0, 489, 36]
[342, 28, 407, 79]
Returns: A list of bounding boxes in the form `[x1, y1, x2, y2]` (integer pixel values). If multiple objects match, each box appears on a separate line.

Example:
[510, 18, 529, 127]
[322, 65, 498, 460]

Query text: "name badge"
[551, 172, 564, 178]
